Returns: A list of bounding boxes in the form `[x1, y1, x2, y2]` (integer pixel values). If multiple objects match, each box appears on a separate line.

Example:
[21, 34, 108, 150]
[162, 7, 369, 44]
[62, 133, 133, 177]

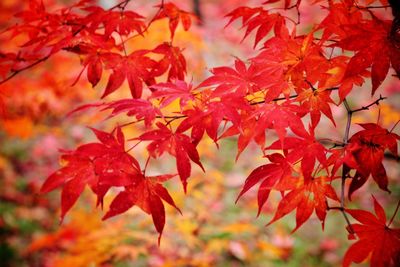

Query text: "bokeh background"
[0, 0, 399, 266]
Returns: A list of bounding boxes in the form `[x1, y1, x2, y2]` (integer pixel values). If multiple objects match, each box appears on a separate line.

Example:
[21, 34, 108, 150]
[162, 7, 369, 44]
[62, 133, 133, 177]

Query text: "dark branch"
[339, 98, 355, 234]
[0, 55, 50, 85]
[350, 95, 386, 113]
[250, 87, 339, 105]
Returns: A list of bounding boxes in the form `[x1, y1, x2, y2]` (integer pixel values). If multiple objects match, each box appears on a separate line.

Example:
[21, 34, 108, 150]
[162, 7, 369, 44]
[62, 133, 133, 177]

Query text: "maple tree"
[1, 0, 400, 266]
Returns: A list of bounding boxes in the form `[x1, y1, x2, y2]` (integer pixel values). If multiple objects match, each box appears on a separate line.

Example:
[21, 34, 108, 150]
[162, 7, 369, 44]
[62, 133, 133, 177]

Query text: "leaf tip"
[102, 211, 112, 221]
[182, 181, 188, 194]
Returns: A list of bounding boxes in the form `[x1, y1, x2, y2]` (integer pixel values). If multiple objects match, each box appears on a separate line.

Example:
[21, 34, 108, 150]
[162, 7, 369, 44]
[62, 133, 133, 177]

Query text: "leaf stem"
[126, 140, 142, 152]
[389, 119, 400, 133]
[305, 80, 316, 91]
[343, 98, 352, 144]
[143, 156, 151, 176]
[119, 115, 187, 128]
[388, 199, 400, 227]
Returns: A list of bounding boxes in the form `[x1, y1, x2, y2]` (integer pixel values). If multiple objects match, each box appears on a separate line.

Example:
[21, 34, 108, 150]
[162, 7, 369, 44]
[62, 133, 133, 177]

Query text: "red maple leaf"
[104, 10, 145, 37]
[175, 107, 210, 145]
[220, 101, 307, 159]
[81, 6, 145, 37]
[177, 94, 248, 144]
[347, 123, 400, 198]
[154, 2, 193, 39]
[343, 196, 400, 267]
[225, 6, 285, 48]
[296, 88, 336, 127]
[103, 173, 181, 244]
[236, 153, 294, 216]
[256, 101, 308, 140]
[268, 175, 339, 231]
[267, 126, 327, 180]
[41, 127, 141, 220]
[198, 59, 279, 98]
[102, 51, 157, 98]
[251, 31, 332, 100]
[326, 142, 359, 178]
[138, 122, 204, 192]
[66, 98, 161, 128]
[104, 98, 162, 127]
[150, 80, 195, 109]
[84, 52, 103, 87]
[219, 111, 266, 159]
[318, 2, 363, 42]
[151, 42, 187, 81]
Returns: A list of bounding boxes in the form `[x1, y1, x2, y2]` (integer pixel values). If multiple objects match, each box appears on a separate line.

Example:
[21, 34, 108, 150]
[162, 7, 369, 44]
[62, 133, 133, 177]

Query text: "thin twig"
[356, 5, 390, 10]
[343, 99, 352, 144]
[143, 156, 151, 176]
[389, 119, 400, 133]
[250, 87, 339, 105]
[340, 98, 355, 234]
[0, 55, 50, 85]
[166, 115, 186, 126]
[110, 0, 131, 10]
[120, 115, 187, 128]
[351, 95, 386, 113]
[126, 140, 142, 152]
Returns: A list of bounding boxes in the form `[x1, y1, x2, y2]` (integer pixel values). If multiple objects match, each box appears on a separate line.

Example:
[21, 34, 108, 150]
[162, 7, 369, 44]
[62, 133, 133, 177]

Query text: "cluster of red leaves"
[0, 0, 189, 99]
[0, 0, 196, 243]
[1, 1, 399, 266]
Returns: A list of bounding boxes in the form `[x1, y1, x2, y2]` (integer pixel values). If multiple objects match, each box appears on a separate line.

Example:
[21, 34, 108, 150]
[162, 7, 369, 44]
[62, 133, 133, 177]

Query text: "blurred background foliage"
[0, 0, 399, 266]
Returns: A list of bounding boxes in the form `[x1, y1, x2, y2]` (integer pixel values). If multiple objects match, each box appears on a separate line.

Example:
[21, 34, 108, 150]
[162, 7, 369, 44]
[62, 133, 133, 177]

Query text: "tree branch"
[356, 5, 390, 9]
[351, 95, 386, 113]
[339, 98, 355, 234]
[119, 87, 341, 128]
[250, 87, 339, 105]
[0, 55, 51, 85]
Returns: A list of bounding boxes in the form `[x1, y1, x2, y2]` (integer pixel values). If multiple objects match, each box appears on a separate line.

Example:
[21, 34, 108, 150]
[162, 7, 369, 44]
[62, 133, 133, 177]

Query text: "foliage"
[0, 0, 399, 266]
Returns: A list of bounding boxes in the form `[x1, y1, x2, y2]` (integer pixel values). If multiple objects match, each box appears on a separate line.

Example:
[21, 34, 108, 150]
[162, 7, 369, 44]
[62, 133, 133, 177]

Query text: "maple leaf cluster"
[1, 0, 399, 266]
